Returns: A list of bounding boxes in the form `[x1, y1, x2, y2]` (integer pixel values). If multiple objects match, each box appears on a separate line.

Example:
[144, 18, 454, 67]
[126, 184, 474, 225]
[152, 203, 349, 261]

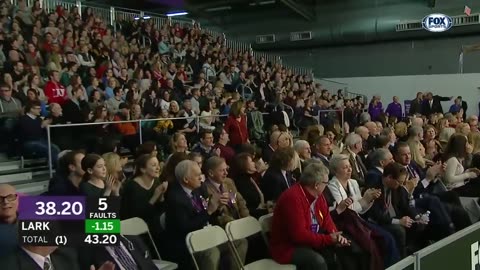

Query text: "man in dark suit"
[408, 92, 423, 116]
[365, 148, 394, 187]
[260, 147, 296, 202]
[365, 163, 420, 258]
[393, 142, 471, 231]
[79, 235, 159, 270]
[342, 133, 367, 187]
[0, 246, 115, 270]
[458, 96, 468, 121]
[62, 86, 88, 124]
[421, 92, 452, 117]
[312, 135, 332, 168]
[0, 184, 19, 258]
[165, 160, 226, 270]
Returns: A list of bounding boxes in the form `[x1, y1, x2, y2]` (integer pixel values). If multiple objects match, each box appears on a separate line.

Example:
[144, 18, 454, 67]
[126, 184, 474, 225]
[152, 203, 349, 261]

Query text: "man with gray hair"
[342, 133, 367, 187]
[294, 140, 311, 161]
[165, 160, 227, 270]
[269, 163, 351, 270]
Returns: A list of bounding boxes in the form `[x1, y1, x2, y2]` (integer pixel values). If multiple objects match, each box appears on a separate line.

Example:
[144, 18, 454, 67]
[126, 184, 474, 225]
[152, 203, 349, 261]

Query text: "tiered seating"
[0, 155, 50, 194]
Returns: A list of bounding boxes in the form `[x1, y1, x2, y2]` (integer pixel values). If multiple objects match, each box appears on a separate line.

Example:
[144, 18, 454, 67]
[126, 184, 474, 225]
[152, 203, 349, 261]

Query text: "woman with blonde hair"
[438, 127, 456, 149]
[102, 152, 126, 183]
[468, 132, 480, 155]
[456, 123, 471, 136]
[394, 122, 408, 141]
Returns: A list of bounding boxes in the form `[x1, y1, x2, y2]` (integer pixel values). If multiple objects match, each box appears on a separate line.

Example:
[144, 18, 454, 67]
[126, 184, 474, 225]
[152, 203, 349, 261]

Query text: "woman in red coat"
[269, 162, 351, 270]
[224, 100, 248, 149]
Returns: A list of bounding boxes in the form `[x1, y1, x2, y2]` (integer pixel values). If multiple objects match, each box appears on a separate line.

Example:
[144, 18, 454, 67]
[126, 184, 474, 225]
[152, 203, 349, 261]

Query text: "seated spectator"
[365, 162, 424, 258]
[312, 135, 333, 168]
[0, 246, 100, 270]
[192, 129, 215, 160]
[0, 83, 22, 117]
[342, 133, 368, 187]
[293, 140, 311, 178]
[105, 87, 124, 115]
[169, 132, 190, 157]
[102, 152, 126, 183]
[44, 70, 67, 105]
[80, 154, 120, 197]
[407, 126, 429, 169]
[62, 86, 89, 123]
[270, 162, 354, 270]
[327, 155, 400, 268]
[25, 88, 47, 117]
[263, 130, 292, 163]
[164, 160, 225, 270]
[0, 184, 19, 257]
[260, 147, 297, 202]
[113, 103, 139, 153]
[78, 234, 158, 270]
[199, 98, 216, 131]
[121, 154, 167, 242]
[160, 152, 189, 185]
[22, 73, 46, 102]
[18, 101, 60, 164]
[204, 156, 249, 268]
[136, 141, 159, 159]
[48, 150, 85, 196]
[468, 115, 479, 132]
[212, 127, 235, 164]
[231, 152, 269, 219]
[443, 134, 480, 197]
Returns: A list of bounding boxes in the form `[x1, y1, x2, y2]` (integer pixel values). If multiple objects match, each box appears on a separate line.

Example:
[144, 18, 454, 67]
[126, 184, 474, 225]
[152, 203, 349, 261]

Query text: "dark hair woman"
[121, 154, 167, 242]
[79, 154, 120, 197]
[230, 153, 269, 218]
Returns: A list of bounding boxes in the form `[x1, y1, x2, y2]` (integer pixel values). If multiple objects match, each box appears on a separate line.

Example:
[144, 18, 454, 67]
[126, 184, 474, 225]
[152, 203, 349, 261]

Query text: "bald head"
[0, 184, 18, 224]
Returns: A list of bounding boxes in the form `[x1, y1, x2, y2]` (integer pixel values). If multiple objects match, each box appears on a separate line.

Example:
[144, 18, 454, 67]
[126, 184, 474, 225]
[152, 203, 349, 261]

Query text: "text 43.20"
[84, 234, 118, 245]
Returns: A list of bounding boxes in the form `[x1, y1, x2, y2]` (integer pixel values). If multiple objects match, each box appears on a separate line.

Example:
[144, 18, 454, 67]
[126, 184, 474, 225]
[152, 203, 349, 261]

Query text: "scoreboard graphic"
[18, 196, 120, 246]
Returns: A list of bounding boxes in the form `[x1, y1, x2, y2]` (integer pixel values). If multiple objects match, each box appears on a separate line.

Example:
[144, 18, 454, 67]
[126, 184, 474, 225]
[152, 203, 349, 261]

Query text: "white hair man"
[342, 133, 367, 187]
[165, 160, 228, 270]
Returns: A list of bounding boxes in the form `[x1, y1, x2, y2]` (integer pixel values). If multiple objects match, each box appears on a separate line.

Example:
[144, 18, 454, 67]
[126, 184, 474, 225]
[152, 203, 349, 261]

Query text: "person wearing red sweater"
[269, 162, 350, 270]
[224, 101, 248, 149]
[44, 70, 67, 105]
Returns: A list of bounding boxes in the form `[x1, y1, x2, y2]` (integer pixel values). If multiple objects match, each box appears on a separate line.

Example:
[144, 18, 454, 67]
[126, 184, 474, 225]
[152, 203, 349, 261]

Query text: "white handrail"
[46, 114, 230, 177]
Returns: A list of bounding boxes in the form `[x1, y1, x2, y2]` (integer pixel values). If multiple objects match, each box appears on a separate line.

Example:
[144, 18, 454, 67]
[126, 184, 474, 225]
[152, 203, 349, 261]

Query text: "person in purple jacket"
[368, 95, 384, 121]
[385, 96, 403, 120]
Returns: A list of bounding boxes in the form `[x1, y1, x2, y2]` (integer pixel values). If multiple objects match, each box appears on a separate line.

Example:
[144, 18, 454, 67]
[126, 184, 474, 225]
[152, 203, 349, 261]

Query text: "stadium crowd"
[1, 0, 480, 270]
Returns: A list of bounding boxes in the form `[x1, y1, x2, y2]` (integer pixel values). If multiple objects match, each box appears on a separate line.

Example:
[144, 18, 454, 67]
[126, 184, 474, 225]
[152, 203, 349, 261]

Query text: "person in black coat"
[48, 150, 85, 196]
[408, 92, 423, 116]
[260, 147, 296, 202]
[62, 86, 89, 123]
[78, 235, 158, 270]
[0, 247, 83, 270]
[421, 92, 452, 117]
[231, 153, 269, 219]
[164, 160, 225, 270]
[365, 163, 421, 258]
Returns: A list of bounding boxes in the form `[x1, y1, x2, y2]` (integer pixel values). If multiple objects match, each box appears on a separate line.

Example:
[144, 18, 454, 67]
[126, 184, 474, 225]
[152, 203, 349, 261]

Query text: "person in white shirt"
[443, 134, 480, 196]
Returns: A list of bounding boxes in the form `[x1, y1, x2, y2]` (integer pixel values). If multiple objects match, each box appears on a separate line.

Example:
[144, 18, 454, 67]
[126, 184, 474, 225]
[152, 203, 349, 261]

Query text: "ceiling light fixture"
[206, 6, 232, 12]
[166, 11, 188, 17]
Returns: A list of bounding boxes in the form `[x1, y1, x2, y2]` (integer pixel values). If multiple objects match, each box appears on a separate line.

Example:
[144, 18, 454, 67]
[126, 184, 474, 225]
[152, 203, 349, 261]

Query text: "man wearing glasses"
[0, 184, 19, 257]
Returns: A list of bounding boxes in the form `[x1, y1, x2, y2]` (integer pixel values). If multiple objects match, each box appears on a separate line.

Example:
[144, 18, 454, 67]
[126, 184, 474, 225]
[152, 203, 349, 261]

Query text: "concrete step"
[0, 169, 50, 185]
[15, 180, 49, 195]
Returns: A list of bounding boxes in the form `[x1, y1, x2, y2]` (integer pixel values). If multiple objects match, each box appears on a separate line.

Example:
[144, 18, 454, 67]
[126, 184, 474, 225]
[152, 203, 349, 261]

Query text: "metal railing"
[46, 114, 229, 177]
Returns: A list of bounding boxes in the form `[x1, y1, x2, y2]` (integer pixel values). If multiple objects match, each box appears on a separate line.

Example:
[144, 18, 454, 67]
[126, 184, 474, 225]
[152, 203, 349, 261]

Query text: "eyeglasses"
[0, 194, 17, 203]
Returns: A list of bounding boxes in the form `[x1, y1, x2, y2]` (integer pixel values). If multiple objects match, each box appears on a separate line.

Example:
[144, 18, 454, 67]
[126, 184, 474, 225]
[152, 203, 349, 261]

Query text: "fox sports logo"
[422, 13, 453, 32]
